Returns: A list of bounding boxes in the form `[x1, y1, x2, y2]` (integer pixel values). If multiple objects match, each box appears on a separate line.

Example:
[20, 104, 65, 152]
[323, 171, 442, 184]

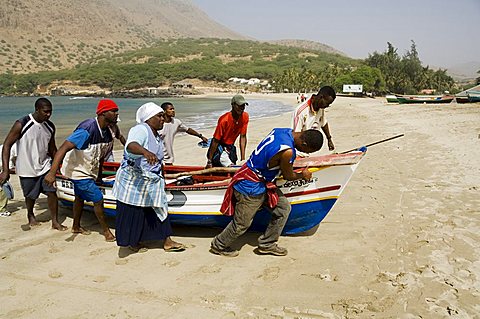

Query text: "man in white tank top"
[0, 98, 67, 230]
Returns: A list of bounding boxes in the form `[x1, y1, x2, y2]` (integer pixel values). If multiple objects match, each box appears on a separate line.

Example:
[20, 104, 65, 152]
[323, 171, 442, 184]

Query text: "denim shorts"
[72, 179, 103, 203]
[19, 174, 56, 200]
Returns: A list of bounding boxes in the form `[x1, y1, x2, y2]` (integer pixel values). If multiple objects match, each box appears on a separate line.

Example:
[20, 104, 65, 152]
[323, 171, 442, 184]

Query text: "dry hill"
[269, 39, 346, 56]
[0, 0, 245, 74]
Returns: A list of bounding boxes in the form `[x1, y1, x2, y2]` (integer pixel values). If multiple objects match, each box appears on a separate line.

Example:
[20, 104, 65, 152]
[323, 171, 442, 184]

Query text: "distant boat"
[385, 94, 399, 103]
[69, 96, 93, 100]
[396, 95, 454, 104]
[455, 85, 480, 104]
[456, 90, 480, 104]
[468, 94, 480, 103]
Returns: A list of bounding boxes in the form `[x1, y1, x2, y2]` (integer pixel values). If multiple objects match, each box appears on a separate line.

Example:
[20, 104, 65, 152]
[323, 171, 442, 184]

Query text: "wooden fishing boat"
[385, 94, 399, 103]
[456, 86, 480, 103]
[396, 95, 454, 104]
[468, 94, 480, 103]
[55, 151, 366, 235]
[455, 95, 470, 104]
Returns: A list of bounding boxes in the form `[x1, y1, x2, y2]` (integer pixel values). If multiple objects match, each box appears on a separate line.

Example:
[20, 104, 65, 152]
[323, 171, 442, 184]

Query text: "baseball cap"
[231, 95, 248, 106]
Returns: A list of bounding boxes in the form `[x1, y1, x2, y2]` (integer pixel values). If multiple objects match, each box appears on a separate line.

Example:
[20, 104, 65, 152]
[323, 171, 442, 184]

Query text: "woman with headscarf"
[112, 102, 185, 253]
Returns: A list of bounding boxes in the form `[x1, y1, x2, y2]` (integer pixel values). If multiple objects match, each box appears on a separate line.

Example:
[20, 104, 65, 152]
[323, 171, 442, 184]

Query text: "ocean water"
[0, 96, 293, 143]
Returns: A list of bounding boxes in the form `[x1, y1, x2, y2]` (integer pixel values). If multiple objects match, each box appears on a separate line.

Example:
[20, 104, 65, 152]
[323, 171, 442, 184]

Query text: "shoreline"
[1, 94, 479, 317]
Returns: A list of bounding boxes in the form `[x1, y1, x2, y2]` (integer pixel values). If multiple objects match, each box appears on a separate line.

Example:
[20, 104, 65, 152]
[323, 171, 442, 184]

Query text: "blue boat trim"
[59, 197, 338, 235]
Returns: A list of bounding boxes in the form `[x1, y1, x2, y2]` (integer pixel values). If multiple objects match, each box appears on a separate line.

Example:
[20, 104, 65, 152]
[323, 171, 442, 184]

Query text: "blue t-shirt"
[61, 118, 114, 180]
[234, 128, 296, 196]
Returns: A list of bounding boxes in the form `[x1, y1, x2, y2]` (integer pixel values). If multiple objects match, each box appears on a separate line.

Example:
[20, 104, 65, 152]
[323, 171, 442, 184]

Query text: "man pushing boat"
[210, 128, 323, 257]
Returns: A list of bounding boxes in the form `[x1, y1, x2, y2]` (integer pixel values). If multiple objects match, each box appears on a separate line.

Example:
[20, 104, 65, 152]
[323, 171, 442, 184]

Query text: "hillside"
[0, 38, 359, 95]
[0, 0, 245, 74]
[446, 61, 480, 81]
[269, 39, 346, 56]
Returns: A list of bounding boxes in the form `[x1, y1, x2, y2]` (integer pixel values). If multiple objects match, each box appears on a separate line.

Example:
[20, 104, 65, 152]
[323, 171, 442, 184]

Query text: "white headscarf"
[135, 102, 163, 124]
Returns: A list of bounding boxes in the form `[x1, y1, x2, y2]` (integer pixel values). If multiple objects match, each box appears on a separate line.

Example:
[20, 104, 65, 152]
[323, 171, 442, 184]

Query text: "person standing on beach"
[210, 128, 323, 257]
[44, 99, 119, 241]
[159, 102, 208, 165]
[292, 86, 336, 151]
[0, 98, 67, 230]
[112, 102, 186, 253]
[205, 94, 249, 168]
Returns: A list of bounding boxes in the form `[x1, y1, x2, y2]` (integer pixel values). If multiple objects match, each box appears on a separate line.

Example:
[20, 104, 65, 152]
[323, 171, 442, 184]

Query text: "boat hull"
[56, 153, 364, 235]
[397, 95, 454, 104]
[385, 95, 399, 103]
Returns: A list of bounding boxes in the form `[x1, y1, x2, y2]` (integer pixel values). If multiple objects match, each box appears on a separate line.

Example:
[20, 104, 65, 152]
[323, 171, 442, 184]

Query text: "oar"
[339, 134, 404, 154]
[165, 166, 238, 179]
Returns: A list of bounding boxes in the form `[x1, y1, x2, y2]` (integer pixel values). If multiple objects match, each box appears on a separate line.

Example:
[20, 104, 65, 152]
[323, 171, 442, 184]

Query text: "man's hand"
[44, 171, 57, 188]
[205, 160, 212, 169]
[0, 171, 10, 185]
[301, 166, 312, 181]
[201, 136, 208, 143]
[111, 123, 121, 137]
[327, 139, 335, 151]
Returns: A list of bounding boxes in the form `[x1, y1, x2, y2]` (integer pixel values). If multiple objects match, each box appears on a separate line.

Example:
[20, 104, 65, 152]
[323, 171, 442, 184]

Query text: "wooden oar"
[340, 134, 404, 154]
[165, 166, 239, 179]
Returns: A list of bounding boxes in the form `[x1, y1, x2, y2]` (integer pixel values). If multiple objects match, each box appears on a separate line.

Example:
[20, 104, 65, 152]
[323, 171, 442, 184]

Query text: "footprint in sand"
[92, 275, 108, 283]
[48, 271, 63, 279]
[115, 259, 128, 265]
[89, 247, 113, 256]
[199, 264, 221, 273]
[48, 244, 62, 254]
[257, 266, 280, 281]
[162, 260, 181, 268]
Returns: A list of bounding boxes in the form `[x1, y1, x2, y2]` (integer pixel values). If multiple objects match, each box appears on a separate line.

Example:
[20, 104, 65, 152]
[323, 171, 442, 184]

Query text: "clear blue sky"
[191, 0, 479, 68]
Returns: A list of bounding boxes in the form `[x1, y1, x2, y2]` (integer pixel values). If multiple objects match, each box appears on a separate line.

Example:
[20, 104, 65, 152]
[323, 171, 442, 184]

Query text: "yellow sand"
[1, 93, 479, 317]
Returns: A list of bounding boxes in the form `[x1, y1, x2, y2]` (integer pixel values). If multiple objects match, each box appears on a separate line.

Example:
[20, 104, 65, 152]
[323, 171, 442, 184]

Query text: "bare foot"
[28, 219, 41, 227]
[104, 230, 115, 242]
[52, 223, 68, 231]
[72, 227, 91, 235]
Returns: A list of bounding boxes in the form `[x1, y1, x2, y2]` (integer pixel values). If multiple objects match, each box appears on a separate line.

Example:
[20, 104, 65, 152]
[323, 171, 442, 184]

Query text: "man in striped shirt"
[291, 86, 336, 151]
[0, 98, 66, 230]
[45, 99, 119, 242]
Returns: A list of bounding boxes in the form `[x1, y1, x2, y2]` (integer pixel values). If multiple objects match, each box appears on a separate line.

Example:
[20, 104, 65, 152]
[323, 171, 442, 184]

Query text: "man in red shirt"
[206, 95, 249, 168]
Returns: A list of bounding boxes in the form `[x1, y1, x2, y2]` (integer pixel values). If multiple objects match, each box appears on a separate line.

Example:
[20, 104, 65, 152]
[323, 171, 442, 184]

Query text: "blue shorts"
[72, 179, 103, 203]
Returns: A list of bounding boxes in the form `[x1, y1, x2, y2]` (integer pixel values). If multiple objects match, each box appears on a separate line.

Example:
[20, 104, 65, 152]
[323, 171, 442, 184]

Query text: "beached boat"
[455, 85, 480, 104]
[55, 151, 366, 235]
[396, 95, 454, 104]
[456, 91, 480, 104]
[385, 94, 399, 103]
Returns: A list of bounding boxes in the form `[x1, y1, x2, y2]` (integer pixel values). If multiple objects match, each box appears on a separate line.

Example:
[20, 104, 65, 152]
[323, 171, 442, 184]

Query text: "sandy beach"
[1, 93, 479, 318]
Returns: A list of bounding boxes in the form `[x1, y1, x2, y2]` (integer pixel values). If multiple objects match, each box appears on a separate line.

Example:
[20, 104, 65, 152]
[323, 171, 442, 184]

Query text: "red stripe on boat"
[285, 185, 341, 197]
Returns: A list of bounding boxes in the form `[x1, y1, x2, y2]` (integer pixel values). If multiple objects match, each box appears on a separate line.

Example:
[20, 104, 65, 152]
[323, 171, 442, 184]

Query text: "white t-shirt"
[291, 97, 327, 132]
[15, 114, 54, 177]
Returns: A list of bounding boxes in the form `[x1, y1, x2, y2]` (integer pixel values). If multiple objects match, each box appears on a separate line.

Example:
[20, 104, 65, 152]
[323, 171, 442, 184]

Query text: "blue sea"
[0, 96, 293, 143]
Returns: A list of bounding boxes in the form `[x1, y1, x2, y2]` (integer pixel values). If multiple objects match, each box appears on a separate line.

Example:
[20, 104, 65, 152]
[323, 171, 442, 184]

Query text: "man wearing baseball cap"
[205, 94, 249, 168]
[45, 99, 120, 242]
